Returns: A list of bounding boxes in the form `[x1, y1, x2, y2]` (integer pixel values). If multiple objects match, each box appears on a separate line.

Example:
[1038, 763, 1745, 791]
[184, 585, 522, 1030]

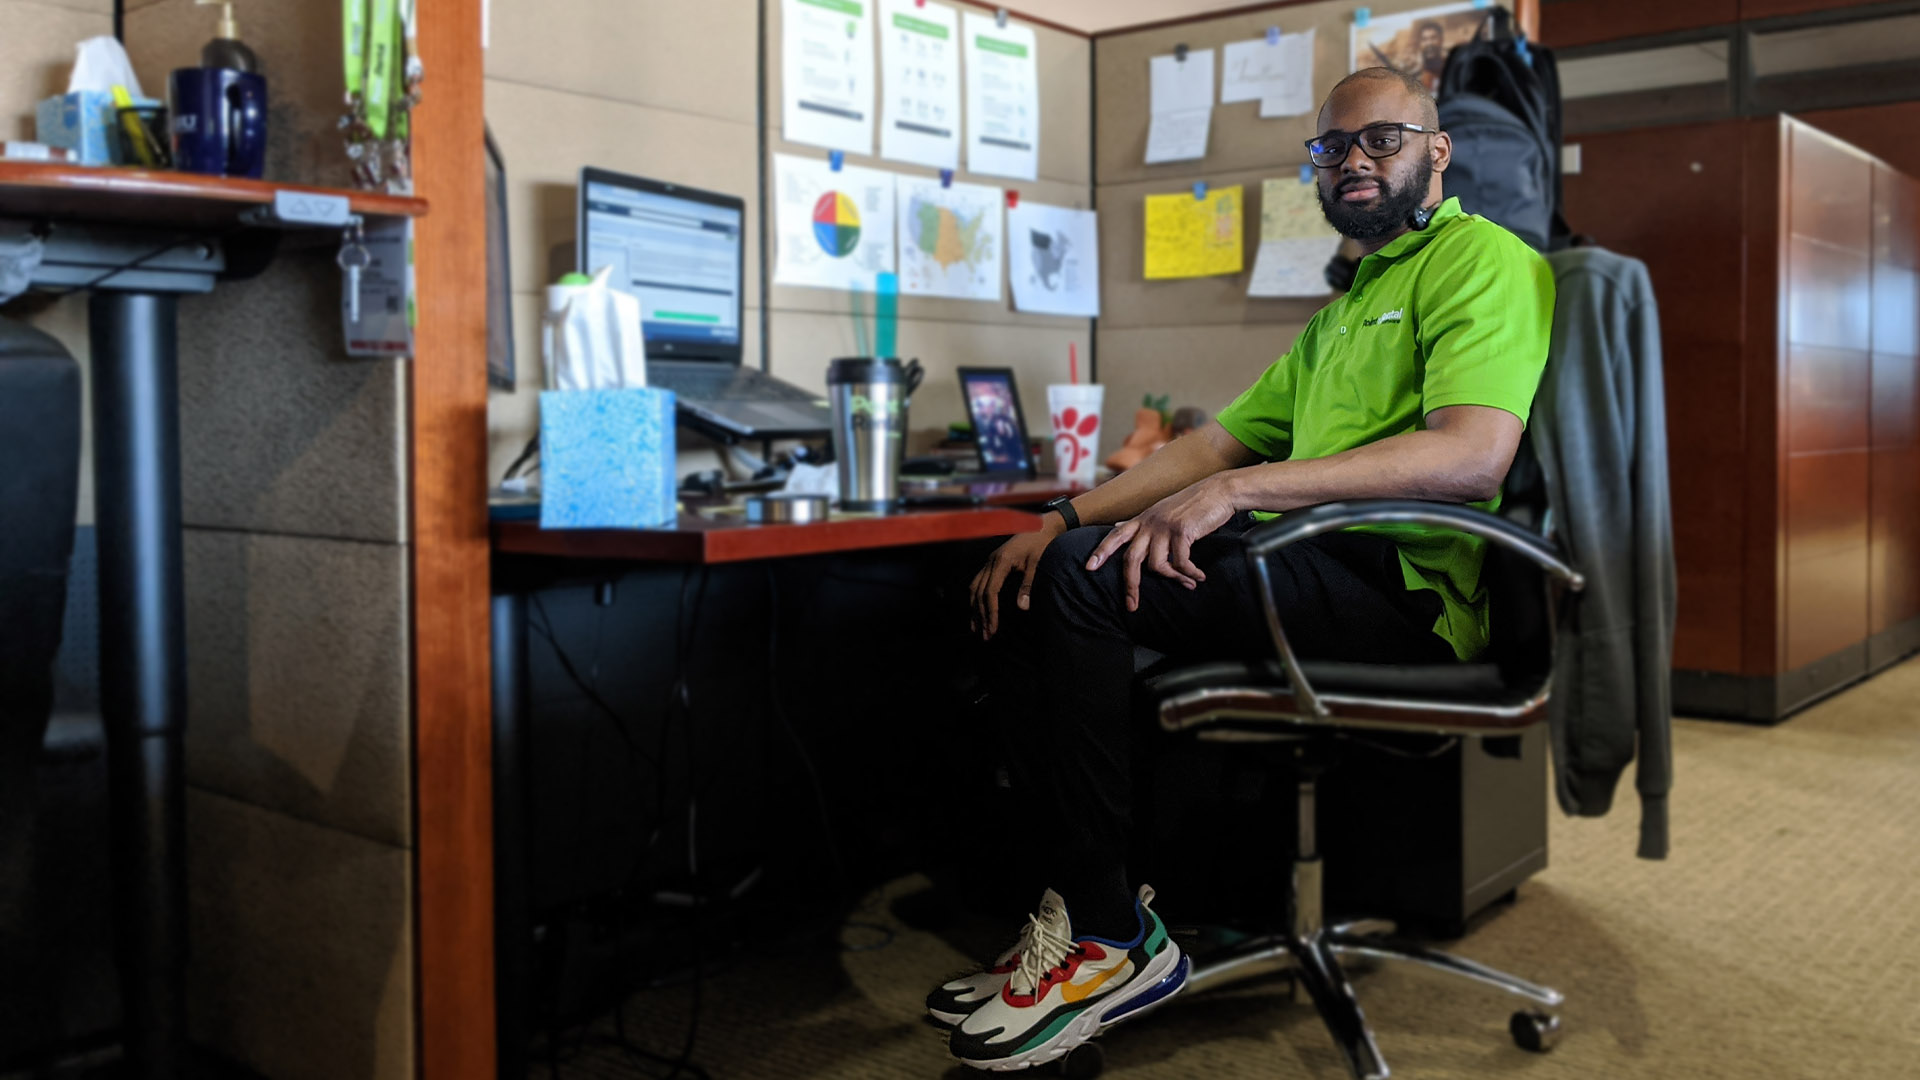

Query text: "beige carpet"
[582, 656, 1920, 1079]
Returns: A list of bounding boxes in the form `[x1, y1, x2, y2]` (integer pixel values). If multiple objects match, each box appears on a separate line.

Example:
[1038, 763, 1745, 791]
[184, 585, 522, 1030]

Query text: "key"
[339, 236, 372, 323]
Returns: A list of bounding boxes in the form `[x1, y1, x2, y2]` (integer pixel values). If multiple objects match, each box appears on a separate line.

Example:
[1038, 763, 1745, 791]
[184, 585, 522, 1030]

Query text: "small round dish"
[744, 493, 831, 525]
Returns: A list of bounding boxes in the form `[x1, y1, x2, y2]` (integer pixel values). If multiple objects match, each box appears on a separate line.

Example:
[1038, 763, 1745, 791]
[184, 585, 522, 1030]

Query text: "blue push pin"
[1355, 7, 1371, 27]
[829, 150, 845, 171]
[1300, 163, 1314, 184]
[1266, 26, 1280, 45]
[1193, 181, 1208, 200]
[939, 168, 954, 188]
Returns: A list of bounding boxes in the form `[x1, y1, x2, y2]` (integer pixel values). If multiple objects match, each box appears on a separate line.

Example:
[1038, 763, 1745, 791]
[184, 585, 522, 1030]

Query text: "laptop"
[577, 167, 831, 439]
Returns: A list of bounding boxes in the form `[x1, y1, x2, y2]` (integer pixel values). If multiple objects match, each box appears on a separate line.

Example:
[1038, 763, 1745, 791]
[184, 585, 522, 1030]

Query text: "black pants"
[985, 514, 1455, 932]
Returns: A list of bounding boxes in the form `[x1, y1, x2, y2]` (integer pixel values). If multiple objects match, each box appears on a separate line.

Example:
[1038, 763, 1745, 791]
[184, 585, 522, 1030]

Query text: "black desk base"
[90, 291, 189, 1080]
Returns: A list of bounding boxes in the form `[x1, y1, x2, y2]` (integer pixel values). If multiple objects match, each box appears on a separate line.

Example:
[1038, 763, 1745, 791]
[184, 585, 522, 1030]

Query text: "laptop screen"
[579, 169, 745, 361]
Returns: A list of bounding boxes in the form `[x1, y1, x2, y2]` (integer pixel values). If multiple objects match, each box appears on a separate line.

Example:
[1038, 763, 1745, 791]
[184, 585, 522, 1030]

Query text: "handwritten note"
[1249, 176, 1340, 297]
[1144, 185, 1244, 280]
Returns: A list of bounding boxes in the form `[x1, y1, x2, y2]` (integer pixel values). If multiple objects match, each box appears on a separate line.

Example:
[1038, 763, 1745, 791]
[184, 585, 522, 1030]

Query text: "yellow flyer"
[1143, 184, 1244, 280]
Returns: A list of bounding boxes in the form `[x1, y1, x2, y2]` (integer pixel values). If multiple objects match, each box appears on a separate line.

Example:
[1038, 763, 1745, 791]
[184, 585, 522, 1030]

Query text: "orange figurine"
[1105, 394, 1173, 473]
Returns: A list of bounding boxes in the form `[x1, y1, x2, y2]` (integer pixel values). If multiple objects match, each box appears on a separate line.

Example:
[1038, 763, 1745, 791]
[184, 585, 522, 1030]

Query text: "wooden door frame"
[411, 0, 495, 1076]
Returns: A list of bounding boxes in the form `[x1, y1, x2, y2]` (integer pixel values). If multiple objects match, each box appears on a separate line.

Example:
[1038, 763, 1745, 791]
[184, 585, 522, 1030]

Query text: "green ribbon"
[342, 0, 366, 100]
[364, 0, 399, 139]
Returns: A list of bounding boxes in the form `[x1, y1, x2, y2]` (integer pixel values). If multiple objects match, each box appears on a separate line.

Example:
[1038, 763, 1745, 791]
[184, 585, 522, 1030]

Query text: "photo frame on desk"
[958, 366, 1038, 481]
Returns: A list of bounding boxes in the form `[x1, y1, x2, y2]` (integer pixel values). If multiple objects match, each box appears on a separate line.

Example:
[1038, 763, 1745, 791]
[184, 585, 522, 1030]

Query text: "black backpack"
[1435, 9, 1566, 251]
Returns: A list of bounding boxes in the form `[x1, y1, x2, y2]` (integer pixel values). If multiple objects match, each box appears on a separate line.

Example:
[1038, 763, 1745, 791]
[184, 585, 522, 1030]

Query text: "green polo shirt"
[1215, 197, 1553, 661]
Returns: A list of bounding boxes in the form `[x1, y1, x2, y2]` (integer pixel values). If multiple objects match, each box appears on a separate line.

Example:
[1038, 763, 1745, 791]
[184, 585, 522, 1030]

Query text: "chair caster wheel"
[1058, 1042, 1105, 1078]
[1510, 1010, 1561, 1053]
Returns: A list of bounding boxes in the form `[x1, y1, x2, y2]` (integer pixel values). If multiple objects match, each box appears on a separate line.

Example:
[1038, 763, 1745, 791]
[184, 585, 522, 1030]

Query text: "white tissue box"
[36, 91, 158, 166]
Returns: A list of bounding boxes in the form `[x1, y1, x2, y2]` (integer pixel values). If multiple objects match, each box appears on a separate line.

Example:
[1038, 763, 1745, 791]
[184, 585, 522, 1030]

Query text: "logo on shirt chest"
[1360, 308, 1404, 328]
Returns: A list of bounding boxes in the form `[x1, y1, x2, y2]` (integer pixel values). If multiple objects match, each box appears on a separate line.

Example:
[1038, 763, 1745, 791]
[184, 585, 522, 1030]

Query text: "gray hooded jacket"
[1531, 247, 1676, 860]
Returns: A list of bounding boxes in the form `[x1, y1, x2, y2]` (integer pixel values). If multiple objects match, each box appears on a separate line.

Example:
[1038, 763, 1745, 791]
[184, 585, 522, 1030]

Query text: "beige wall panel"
[2, 294, 96, 525]
[175, 254, 408, 544]
[1094, 0, 1452, 186]
[184, 529, 411, 848]
[485, 0, 758, 124]
[763, 145, 1093, 328]
[187, 789, 413, 1080]
[0, 0, 108, 141]
[764, 2, 1091, 186]
[1096, 322, 1302, 455]
[1098, 165, 1334, 330]
[487, 293, 757, 485]
[17, 0, 112, 14]
[767, 310, 1088, 454]
[126, 0, 351, 187]
[487, 79, 761, 300]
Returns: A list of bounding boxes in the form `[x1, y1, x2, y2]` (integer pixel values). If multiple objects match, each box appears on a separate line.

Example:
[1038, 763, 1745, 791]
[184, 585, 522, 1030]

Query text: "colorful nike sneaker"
[947, 885, 1188, 1071]
[925, 887, 1089, 1027]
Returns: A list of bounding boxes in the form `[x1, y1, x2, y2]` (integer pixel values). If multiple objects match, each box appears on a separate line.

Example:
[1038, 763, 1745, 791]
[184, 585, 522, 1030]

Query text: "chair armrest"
[1239, 500, 1582, 719]
[1243, 499, 1583, 588]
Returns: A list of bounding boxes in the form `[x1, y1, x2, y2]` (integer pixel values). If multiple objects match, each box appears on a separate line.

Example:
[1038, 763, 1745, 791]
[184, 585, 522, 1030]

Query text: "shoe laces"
[1008, 911, 1080, 997]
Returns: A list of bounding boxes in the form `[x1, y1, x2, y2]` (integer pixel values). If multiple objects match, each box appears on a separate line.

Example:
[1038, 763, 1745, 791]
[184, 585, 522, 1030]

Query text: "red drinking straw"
[1069, 342, 1079, 385]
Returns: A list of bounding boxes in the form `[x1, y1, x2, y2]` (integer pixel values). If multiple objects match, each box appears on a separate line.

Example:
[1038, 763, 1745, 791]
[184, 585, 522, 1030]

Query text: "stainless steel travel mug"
[826, 357, 923, 512]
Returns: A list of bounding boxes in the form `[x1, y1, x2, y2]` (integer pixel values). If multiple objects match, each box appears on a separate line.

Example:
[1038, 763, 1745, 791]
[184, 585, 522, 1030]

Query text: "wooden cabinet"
[1564, 115, 1920, 719]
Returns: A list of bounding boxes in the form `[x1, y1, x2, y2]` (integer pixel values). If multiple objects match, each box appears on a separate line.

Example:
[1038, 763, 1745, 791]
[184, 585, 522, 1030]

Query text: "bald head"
[1319, 67, 1438, 130]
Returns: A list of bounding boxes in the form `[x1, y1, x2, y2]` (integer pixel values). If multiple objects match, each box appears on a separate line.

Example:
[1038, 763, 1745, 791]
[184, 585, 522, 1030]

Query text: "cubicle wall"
[122, 4, 418, 1079]
[484, 1, 765, 481]
[477, 2, 1090, 472]
[760, 1, 1094, 458]
[1090, 0, 1471, 452]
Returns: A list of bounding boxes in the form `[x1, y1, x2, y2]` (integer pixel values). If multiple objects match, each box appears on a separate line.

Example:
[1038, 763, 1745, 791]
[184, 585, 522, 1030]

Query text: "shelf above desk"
[0, 162, 427, 230]
[494, 504, 1041, 565]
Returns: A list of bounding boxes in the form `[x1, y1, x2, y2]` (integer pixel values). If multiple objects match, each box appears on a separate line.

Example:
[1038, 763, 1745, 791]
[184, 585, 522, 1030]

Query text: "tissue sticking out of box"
[71, 36, 145, 98]
[543, 266, 649, 391]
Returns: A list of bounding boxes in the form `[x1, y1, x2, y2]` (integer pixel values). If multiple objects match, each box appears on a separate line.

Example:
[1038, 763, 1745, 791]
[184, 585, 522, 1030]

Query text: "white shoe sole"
[963, 941, 1187, 1072]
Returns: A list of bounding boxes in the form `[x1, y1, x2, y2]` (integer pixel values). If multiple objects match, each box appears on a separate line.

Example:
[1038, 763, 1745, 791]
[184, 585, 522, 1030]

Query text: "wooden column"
[410, 0, 495, 1076]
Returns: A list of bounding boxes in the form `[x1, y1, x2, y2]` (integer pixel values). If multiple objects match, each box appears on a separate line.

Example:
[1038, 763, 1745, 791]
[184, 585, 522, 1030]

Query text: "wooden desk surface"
[494, 503, 1042, 564]
[0, 162, 427, 229]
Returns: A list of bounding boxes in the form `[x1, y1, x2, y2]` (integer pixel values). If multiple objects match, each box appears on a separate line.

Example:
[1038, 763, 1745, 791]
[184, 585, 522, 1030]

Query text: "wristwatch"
[1041, 495, 1080, 531]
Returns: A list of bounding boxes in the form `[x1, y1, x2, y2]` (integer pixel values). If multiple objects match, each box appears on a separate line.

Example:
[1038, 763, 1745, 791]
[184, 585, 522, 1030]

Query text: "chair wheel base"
[1057, 1042, 1105, 1078]
[1510, 1010, 1561, 1053]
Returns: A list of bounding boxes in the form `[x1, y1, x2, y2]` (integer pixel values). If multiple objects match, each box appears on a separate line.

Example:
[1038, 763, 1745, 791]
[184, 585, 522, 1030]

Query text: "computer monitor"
[484, 127, 515, 391]
[577, 167, 746, 363]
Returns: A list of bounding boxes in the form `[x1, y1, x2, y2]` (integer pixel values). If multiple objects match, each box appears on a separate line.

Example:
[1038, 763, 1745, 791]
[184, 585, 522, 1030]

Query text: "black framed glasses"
[1305, 122, 1436, 168]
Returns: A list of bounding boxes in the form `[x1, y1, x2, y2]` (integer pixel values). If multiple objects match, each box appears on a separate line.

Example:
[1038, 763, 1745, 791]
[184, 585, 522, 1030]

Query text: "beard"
[1318, 157, 1434, 242]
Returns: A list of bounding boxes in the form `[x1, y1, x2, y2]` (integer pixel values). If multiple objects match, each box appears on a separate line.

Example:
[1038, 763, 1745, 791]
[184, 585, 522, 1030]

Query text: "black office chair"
[1133, 435, 1582, 1080]
[0, 314, 83, 884]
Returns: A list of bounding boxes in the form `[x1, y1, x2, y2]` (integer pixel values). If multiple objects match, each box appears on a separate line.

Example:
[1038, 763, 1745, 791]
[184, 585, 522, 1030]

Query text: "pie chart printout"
[813, 191, 862, 257]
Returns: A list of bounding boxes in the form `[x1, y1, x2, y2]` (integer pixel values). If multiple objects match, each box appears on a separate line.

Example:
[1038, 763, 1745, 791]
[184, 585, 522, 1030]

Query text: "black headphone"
[1410, 202, 1438, 230]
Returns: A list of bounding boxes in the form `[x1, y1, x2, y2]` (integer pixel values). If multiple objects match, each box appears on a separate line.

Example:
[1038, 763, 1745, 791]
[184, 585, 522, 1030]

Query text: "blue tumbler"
[167, 67, 267, 179]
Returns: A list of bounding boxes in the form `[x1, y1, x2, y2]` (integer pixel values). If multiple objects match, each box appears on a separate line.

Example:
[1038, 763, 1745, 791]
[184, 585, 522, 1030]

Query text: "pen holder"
[114, 104, 170, 168]
[538, 387, 678, 529]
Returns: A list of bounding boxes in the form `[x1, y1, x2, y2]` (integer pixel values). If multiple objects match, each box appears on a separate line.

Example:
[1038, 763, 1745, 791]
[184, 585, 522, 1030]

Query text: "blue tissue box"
[539, 388, 677, 529]
[36, 91, 160, 166]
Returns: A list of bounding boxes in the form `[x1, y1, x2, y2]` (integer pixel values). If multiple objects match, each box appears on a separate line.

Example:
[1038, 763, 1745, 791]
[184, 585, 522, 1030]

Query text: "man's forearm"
[1059, 422, 1256, 527]
[1219, 419, 1512, 514]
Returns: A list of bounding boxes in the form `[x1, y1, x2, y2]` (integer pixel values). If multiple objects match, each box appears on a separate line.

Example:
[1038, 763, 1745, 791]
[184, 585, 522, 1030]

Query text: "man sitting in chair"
[933, 67, 1554, 1071]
